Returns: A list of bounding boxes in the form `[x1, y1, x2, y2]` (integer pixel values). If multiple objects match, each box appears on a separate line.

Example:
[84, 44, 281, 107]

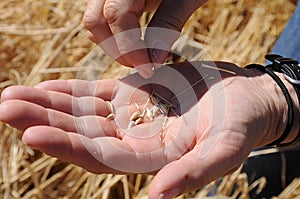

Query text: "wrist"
[251, 69, 300, 147]
[273, 72, 300, 144]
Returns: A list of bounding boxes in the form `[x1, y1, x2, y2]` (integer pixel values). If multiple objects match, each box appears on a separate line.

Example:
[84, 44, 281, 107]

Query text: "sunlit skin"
[82, 0, 207, 78]
[0, 61, 298, 199]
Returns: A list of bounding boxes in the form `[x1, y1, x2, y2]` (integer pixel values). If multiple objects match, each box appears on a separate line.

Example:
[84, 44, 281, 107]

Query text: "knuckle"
[103, 0, 123, 23]
[82, 3, 107, 31]
[82, 10, 98, 30]
[83, 8, 106, 31]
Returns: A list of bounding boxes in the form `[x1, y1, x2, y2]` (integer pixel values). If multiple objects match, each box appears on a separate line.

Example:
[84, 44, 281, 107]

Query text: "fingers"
[0, 100, 50, 131]
[83, 0, 207, 77]
[1, 86, 112, 117]
[0, 100, 116, 138]
[22, 126, 165, 174]
[148, 136, 248, 199]
[35, 79, 117, 100]
[103, 0, 154, 78]
[83, 0, 130, 66]
[22, 126, 122, 174]
[145, 0, 207, 65]
[83, 0, 154, 78]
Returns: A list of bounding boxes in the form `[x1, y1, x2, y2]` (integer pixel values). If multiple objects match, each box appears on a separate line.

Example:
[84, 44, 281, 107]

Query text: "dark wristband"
[246, 54, 300, 147]
[265, 55, 300, 148]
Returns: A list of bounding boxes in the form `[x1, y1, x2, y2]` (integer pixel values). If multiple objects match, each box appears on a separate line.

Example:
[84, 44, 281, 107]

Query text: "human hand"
[83, 0, 207, 78]
[0, 61, 297, 199]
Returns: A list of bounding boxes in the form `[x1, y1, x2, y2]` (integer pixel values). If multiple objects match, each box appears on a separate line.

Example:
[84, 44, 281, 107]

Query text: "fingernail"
[158, 194, 164, 199]
[22, 131, 31, 145]
[151, 42, 170, 68]
[135, 64, 154, 79]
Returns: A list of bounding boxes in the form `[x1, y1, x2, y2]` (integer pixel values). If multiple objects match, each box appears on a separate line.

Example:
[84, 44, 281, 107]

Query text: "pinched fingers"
[83, 0, 154, 78]
[145, 0, 207, 65]
[83, 0, 130, 65]
[103, 0, 153, 77]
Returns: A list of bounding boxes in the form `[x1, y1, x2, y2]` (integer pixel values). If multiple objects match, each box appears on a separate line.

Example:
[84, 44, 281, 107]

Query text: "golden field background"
[0, 0, 299, 198]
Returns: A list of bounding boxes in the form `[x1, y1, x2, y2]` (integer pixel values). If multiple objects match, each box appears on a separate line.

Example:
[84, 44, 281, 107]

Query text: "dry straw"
[0, 0, 299, 198]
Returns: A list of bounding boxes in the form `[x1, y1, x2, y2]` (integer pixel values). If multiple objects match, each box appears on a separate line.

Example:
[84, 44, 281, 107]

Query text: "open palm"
[0, 61, 279, 198]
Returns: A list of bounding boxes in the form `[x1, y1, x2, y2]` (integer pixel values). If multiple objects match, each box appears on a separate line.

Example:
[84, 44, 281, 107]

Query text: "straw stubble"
[0, 0, 299, 198]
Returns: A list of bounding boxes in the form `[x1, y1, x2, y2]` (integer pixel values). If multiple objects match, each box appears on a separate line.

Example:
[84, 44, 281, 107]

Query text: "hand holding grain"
[83, 0, 207, 78]
[0, 61, 293, 199]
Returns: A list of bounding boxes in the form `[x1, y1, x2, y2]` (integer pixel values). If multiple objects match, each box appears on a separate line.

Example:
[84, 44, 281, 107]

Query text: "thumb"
[145, 0, 207, 66]
[148, 138, 248, 199]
